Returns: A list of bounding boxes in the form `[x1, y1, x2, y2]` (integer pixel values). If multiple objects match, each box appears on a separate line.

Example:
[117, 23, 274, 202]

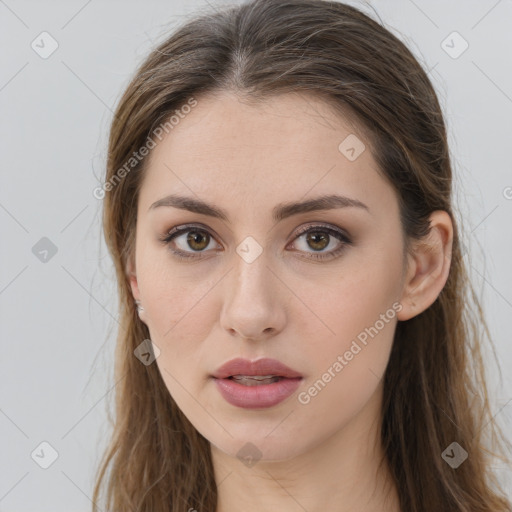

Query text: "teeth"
[232, 375, 278, 380]
[231, 375, 281, 386]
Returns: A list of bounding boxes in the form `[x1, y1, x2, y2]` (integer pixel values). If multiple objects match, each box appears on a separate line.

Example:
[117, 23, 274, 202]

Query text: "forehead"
[138, 91, 395, 218]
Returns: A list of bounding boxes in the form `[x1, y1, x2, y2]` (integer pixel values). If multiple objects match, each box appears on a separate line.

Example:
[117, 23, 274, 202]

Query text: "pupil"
[307, 232, 328, 251]
[187, 231, 209, 251]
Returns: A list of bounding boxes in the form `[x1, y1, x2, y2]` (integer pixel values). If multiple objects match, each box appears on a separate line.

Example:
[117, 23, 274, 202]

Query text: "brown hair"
[93, 0, 511, 510]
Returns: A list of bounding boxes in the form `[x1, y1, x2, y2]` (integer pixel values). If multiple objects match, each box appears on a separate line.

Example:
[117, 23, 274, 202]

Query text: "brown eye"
[186, 230, 211, 251]
[161, 224, 221, 260]
[289, 224, 352, 261]
[160, 222, 352, 262]
[304, 231, 330, 251]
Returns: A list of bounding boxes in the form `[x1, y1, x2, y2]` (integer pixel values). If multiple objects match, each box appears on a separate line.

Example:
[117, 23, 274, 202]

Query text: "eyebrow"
[148, 193, 370, 222]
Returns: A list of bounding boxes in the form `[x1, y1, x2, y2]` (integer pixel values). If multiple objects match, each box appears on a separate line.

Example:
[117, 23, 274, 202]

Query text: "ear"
[126, 252, 141, 302]
[396, 210, 453, 321]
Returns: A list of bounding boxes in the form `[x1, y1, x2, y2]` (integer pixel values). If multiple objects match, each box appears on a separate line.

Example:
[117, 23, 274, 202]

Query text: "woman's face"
[129, 91, 409, 463]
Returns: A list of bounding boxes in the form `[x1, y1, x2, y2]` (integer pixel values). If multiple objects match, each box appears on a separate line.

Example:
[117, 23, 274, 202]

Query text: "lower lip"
[213, 377, 302, 409]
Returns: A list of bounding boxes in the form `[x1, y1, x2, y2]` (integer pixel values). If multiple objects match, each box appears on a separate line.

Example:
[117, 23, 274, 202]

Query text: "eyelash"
[159, 223, 352, 262]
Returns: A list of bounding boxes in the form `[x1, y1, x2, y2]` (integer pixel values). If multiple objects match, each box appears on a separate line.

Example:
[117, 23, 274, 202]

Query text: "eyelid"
[291, 222, 350, 241]
[162, 222, 219, 242]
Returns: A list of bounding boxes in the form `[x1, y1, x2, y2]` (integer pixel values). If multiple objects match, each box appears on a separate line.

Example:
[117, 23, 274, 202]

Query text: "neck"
[212, 382, 400, 512]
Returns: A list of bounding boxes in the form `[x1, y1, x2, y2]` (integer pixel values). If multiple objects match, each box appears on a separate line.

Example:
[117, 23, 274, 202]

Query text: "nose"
[219, 251, 286, 342]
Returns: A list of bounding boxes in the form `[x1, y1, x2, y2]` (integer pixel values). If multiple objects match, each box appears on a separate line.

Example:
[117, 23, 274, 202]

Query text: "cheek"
[299, 279, 398, 381]
[137, 243, 217, 338]
[142, 278, 217, 355]
[303, 251, 402, 347]
[292, 250, 402, 409]
[139, 267, 218, 409]
[293, 283, 397, 444]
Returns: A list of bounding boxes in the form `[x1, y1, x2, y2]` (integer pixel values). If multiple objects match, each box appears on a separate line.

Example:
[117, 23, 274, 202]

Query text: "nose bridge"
[232, 245, 271, 297]
[220, 241, 285, 339]
[228, 228, 273, 297]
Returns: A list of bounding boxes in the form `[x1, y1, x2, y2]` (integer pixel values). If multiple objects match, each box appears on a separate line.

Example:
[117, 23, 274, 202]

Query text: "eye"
[287, 223, 352, 260]
[159, 224, 221, 260]
[159, 222, 352, 262]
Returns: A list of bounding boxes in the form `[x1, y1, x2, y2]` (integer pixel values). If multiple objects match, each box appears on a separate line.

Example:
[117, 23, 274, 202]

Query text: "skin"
[127, 91, 453, 512]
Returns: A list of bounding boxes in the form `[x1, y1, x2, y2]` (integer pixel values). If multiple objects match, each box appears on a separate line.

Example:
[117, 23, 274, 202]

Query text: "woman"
[93, 0, 511, 510]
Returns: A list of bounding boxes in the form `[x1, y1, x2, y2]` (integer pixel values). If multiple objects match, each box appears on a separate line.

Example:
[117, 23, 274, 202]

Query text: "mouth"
[210, 357, 303, 408]
[223, 375, 299, 386]
[211, 357, 303, 380]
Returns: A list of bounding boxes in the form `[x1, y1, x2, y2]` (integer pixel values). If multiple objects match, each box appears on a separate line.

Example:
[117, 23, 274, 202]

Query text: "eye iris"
[306, 231, 329, 251]
[187, 230, 210, 251]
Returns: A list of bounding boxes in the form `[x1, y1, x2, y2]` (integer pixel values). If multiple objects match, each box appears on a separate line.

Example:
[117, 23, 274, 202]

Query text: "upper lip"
[212, 357, 303, 379]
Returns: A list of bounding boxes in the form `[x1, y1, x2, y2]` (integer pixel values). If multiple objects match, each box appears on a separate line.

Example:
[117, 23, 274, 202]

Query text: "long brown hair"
[93, 0, 511, 510]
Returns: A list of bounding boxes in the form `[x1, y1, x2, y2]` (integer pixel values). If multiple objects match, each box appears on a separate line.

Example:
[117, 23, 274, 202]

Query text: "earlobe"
[396, 210, 453, 321]
[126, 256, 146, 322]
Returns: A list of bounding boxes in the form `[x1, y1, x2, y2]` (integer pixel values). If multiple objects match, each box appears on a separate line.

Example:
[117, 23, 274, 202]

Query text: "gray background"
[1, 0, 511, 510]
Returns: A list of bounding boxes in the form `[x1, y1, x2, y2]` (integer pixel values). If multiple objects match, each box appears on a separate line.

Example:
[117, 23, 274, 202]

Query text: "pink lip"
[213, 376, 302, 409]
[211, 357, 303, 379]
[211, 357, 303, 409]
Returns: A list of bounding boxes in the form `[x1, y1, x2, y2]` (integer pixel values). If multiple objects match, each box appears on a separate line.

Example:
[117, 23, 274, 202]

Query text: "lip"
[211, 357, 303, 379]
[213, 376, 302, 409]
[211, 357, 303, 409]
